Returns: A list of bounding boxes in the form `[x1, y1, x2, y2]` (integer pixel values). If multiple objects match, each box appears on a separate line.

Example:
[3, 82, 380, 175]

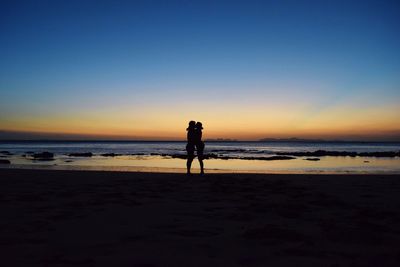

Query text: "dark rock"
[171, 154, 187, 159]
[305, 158, 320, 161]
[0, 159, 11, 164]
[101, 153, 121, 157]
[33, 152, 54, 159]
[170, 154, 296, 161]
[277, 150, 400, 158]
[25, 151, 35, 154]
[248, 156, 296, 161]
[169, 153, 220, 160]
[203, 153, 220, 159]
[0, 151, 12, 155]
[220, 155, 295, 161]
[359, 151, 400, 157]
[209, 148, 250, 153]
[68, 152, 93, 157]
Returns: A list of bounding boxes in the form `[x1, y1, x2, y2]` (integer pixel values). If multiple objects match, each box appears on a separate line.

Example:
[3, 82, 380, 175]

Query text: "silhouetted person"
[186, 121, 196, 175]
[195, 122, 205, 175]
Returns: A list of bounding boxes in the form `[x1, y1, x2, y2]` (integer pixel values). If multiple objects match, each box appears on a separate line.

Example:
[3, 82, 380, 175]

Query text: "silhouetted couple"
[186, 121, 205, 175]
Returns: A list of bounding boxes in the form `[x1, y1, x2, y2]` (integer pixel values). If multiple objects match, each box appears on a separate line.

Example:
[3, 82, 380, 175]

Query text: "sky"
[1, 0, 399, 141]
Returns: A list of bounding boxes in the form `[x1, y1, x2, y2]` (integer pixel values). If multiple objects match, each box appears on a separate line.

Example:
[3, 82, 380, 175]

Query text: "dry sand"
[1, 169, 400, 266]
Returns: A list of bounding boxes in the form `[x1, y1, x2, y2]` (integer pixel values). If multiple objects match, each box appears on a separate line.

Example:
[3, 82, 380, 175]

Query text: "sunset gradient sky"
[1, 0, 399, 140]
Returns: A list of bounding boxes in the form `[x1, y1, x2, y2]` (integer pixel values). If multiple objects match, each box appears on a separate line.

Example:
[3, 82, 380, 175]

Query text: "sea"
[1, 141, 400, 174]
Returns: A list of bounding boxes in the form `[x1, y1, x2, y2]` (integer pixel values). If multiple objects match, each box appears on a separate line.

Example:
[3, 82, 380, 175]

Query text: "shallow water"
[1, 140, 399, 156]
[1, 141, 400, 174]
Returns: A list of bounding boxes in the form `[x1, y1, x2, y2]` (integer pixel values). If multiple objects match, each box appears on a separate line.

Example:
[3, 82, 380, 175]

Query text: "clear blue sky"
[1, 0, 399, 140]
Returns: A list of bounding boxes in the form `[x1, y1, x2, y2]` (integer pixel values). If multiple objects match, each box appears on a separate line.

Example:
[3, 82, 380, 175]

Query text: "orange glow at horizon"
[1, 102, 399, 140]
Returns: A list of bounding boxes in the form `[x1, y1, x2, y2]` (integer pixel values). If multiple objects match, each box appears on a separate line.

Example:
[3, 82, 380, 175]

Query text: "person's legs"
[197, 142, 205, 175]
[187, 155, 195, 174]
[198, 155, 204, 174]
[186, 144, 195, 175]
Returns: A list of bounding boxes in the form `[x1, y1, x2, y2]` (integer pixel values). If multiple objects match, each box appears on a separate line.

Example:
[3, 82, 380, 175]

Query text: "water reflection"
[2, 154, 400, 174]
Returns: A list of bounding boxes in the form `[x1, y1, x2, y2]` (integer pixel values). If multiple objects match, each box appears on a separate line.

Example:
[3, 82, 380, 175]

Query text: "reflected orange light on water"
[5, 155, 400, 174]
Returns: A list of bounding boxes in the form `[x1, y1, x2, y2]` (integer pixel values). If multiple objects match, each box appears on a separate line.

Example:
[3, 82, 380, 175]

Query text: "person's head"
[196, 122, 203, 130]
[187, 120, 196, 131]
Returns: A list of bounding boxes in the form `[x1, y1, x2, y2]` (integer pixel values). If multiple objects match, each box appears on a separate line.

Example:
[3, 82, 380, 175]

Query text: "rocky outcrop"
[101, 153, 121, 157]
[68, 152, 93, 157]
[33, 152, 54, 160]
[277, 150, 400, 157]
[170, 154, 296, 161]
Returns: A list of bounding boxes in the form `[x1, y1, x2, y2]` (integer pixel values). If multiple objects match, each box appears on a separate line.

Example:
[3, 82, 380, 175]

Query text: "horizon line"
[1, 130, 400, 143]
[1, 139, 400, 143]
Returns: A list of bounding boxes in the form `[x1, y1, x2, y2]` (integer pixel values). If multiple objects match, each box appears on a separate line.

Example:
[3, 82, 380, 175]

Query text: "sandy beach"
[1, 169, 399, 266]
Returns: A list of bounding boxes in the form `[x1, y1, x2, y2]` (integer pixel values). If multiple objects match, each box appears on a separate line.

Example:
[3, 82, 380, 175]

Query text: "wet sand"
[1, 169, 400, 266]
